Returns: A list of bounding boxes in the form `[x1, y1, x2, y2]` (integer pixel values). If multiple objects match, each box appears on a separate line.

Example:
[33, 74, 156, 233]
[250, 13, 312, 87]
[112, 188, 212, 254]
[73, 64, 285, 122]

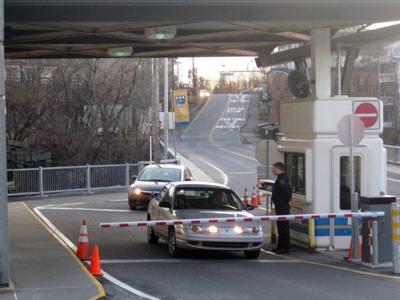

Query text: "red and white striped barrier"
[100, 211, 384, 228]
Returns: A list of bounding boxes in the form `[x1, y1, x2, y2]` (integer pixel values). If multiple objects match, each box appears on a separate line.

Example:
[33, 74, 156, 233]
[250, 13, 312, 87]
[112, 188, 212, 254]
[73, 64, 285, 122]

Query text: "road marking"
[41, 207, 133, 213]
[32, 205, 159, 300]
[24, 203, 106, 299]
[102, 273, 160, 300]
[220, 148, 257, 161]
[54, 202, 86, 207]
[388, 177, 400, 183]
[261, 249, 400, 281]
[230, 172, 256, 175]
[209, 96, 230, 142]
[108, 199, 127, 202]
[101, 259, 295, 264]
[196, 157, 229, 186]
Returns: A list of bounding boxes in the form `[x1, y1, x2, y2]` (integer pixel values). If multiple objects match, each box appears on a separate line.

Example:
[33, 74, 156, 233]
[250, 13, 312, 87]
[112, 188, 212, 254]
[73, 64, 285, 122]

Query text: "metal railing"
[7, 163, 141, 197]
[385, 145, 400, 165]
[7, 142, 179, 197]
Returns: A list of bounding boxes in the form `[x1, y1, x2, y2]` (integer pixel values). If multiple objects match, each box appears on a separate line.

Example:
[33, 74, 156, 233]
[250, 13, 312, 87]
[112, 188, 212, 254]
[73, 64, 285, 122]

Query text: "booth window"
[340, 156, 361, 210]
[284, 152, 305, 195]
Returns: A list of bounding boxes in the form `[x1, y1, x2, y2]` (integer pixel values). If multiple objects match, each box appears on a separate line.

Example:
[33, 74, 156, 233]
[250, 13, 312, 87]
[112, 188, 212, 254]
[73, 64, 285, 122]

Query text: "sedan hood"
[130, 181, 168, 191]
[175, 210, 254, 220]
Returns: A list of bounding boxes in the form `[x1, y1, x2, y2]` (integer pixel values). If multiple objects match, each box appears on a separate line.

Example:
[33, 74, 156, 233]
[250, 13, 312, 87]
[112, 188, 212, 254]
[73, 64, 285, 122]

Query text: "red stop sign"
[354, 103, 378, 128]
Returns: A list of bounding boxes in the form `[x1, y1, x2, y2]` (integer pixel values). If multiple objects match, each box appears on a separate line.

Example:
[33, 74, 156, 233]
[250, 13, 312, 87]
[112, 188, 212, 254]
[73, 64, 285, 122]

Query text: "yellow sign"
[172, 89, 190, 125]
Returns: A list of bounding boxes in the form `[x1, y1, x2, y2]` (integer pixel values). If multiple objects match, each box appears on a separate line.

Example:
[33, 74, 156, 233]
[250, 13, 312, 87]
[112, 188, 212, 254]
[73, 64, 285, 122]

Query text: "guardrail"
[7, 141, 179, 197]
[7, 163, 141, 197]
[385, 144, 400, 165]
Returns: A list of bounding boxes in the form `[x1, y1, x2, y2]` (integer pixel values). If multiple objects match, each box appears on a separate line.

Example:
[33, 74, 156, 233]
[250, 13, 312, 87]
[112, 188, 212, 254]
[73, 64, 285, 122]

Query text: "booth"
[275, 97, 385, 249]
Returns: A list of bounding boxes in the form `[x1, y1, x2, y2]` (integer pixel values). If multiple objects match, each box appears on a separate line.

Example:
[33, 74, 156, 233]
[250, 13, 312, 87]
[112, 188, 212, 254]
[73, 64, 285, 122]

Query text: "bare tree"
[7, 58, 154, 166]
[6, 60, 53, 141]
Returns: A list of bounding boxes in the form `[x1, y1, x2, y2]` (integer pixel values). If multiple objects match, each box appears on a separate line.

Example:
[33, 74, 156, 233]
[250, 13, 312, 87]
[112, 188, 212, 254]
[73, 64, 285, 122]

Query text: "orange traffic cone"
[76, 220, 89, 260]
[251, 186, 258, 207]
[346, 235, 362, 260]
[89, 245, 103, 276]
[243, 188, 249, 205]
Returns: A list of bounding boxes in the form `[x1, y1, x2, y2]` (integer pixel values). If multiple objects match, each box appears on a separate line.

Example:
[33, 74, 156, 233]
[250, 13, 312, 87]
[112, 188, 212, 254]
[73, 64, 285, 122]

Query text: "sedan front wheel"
[168, 227, 182, 258]
[244, 249, 260, 259]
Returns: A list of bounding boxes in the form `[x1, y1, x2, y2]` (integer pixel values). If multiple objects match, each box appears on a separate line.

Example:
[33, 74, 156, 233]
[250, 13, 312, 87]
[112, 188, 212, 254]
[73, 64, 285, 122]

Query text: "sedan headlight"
[234, 225, 261, 234]
[134, 188, 142, 195]
[243, 226, 261, 234]
[233, 225, 243, 234]
[191, 225, 219, 234]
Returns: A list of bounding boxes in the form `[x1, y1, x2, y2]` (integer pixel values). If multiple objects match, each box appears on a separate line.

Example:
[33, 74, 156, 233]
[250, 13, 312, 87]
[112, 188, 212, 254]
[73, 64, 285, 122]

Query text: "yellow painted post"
[392, 204, 400, 274]
[308, 218, 316, 253]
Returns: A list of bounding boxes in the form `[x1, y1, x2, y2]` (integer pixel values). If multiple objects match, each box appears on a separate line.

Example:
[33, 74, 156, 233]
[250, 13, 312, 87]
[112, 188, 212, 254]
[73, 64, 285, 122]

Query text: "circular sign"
[354, 102, 378, 128]
[337, 115, 365, 146]
[175, 96, 185, 107]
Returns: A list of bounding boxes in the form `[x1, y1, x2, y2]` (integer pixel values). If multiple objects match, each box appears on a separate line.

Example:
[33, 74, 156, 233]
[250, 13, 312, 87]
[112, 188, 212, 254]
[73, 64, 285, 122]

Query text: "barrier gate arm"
[99, 211, 385, 228]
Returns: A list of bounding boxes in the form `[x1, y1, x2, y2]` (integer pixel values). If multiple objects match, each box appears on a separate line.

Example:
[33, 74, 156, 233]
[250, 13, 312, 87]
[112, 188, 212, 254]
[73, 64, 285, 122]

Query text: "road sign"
[353, 101, 380, 129]
[338, 115, 365, 146]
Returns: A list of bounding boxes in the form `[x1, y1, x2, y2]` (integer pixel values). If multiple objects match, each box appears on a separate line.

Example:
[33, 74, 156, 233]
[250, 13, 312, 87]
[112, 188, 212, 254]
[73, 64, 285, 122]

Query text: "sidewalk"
[2, 202, 104, 300]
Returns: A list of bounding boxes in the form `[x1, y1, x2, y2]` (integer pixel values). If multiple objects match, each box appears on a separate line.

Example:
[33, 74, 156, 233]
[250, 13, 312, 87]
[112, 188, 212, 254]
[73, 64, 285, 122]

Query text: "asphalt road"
[387, 168, 400, 196]
[180, 93, 261, 197]
[24, 93, 400, 300]
[26, 193, 400, 300]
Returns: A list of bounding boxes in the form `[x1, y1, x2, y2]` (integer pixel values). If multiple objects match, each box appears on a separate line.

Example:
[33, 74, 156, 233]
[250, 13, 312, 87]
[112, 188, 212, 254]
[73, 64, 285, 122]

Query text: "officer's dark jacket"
[271, 173, 292, 212]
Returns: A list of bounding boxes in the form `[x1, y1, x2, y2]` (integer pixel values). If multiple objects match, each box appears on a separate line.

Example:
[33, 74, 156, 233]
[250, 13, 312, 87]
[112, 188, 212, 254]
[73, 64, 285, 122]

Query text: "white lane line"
[220, 148, 257, 161]
[108, 199, 127, 202]
[388, 177, 400, 183]
[33, 207, 159, 300]
[209, 96, 230, 142]
[101, 259, 294, 264]
[230, 172, 256, 175]
[196, 157, 229, 186]
[42, 207, 132, 213]
[102, 273, 159, 300]
[54, 202, 86, 207]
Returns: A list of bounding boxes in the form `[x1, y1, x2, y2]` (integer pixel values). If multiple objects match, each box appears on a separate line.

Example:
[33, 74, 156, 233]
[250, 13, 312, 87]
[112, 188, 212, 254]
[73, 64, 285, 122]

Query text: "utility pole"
[0, 0, 10, 286]
[151, 58, 160, 163]
[192, 57, 197, 95]
[163, 58, 169, 159]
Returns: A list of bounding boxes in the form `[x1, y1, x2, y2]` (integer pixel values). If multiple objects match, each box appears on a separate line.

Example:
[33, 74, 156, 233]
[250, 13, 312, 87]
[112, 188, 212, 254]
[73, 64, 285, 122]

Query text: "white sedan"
[146, 181, 264, 258]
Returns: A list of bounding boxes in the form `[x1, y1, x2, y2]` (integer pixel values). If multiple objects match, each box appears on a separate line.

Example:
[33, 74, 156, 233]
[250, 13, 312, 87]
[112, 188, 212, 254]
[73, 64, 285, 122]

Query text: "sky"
[176, 21, 400, 84]
[177, 57, 258, 84]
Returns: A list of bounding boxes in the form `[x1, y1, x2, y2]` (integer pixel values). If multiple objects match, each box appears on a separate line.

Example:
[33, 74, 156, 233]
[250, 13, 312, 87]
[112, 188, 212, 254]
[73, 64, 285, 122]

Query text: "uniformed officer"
[271, 162, 292, 254]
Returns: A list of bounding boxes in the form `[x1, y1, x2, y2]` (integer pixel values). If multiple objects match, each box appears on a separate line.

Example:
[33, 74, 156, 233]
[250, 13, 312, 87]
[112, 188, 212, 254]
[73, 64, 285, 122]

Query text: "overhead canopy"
[4, 0, 400, 59]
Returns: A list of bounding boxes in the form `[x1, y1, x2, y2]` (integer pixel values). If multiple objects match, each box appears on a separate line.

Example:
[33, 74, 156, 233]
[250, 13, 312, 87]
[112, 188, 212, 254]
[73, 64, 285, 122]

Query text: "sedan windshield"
[138, 167, 181, 182]
[174, 188, 246, 210]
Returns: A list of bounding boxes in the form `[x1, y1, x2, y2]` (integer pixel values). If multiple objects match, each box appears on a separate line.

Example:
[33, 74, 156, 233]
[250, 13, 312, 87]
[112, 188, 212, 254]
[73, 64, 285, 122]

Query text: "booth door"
[331, 147, 368, 248]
